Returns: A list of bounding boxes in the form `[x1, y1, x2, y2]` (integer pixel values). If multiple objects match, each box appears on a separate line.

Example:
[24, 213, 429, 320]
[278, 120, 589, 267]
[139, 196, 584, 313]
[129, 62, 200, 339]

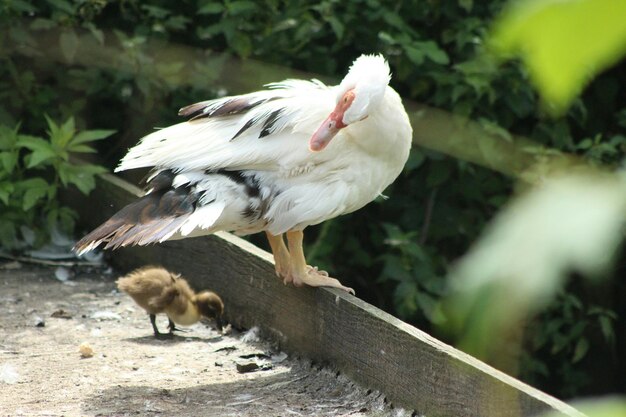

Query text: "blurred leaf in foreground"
[443, 171, 626, 359]
[490, 0, 626, 115]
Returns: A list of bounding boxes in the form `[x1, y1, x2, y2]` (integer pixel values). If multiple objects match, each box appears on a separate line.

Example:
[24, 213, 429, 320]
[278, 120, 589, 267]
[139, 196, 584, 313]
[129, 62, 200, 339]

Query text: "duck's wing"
[116, 79, 335, 174]
[147, 286, 179, 312]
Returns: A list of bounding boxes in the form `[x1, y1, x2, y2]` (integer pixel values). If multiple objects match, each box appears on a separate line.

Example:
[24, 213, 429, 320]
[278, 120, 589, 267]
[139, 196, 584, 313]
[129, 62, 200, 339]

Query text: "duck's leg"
[265, 232, 293, 285]
[150, 314, 173, 339]
[285, 230, 354, 294]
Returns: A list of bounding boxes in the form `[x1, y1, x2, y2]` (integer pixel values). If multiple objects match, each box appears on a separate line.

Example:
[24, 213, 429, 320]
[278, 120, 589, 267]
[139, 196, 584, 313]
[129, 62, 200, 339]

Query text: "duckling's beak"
[203, 316, 223, 332]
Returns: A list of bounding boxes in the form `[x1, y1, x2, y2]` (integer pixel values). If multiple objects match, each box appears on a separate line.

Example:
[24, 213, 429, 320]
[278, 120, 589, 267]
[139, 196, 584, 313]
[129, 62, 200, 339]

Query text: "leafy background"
[1, 0, 625, 400]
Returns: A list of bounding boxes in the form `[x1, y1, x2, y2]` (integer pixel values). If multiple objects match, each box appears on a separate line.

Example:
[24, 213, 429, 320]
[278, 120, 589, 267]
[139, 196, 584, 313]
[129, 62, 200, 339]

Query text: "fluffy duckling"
[117, 266, 224, 339]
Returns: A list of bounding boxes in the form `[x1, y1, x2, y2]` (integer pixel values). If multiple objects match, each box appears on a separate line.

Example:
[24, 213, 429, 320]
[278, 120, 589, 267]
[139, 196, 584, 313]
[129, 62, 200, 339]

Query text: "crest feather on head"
[338, 54, 391, 125]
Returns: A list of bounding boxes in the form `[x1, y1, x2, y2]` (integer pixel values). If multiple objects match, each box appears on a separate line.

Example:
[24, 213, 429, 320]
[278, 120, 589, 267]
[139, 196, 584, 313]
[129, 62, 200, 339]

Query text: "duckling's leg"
[265, 232, 293, 284]
[167, 318, 189, 334]
[285, 230, 354, 294]
[150, 314, 173, 339]
[150, 314, 160, 335]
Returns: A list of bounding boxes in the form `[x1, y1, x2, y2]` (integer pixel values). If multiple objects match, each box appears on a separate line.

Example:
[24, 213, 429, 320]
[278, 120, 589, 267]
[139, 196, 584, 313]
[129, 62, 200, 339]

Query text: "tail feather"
[73, 186, 196, 254]
[74, 167, 262, 255]
[103, 221, 165, 250]
[140, 217, 188, 244]
[107, 216, 186, 248]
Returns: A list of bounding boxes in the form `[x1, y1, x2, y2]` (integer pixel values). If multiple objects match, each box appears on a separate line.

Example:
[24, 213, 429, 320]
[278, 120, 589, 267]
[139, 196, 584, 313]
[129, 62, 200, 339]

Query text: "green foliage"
[379, 223, 446, 325]
[0, 116, 111, 250]
[490, 0, 626, 115]
[2, 0, 624, 399]
[521, 291, 618, 398]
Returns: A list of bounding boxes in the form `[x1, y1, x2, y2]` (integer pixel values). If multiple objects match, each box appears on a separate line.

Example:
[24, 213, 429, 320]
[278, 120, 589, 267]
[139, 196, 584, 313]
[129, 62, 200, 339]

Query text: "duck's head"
[309, 54, 391, 152]
[195, 291, 224, 331]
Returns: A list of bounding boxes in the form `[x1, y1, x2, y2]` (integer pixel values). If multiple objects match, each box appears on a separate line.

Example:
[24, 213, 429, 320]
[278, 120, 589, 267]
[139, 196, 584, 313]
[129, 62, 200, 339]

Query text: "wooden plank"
[70, 174, 583, 417]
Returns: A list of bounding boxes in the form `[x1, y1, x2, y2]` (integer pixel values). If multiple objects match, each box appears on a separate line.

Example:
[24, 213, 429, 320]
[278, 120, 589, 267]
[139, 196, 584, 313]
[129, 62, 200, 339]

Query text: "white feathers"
[179, 201, 226, 236]
[264, 182, 351, 235]
[172, 172, 208, 188]
[338, 54, 391, 125]
[339, 54, 391, 94]
[89, 54, 412, 246]
[115, 81, 332, 174]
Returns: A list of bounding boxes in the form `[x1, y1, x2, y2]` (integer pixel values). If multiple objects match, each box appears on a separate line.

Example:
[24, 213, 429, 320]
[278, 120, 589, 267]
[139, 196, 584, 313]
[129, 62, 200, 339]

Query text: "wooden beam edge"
[212, 232, 580, 417]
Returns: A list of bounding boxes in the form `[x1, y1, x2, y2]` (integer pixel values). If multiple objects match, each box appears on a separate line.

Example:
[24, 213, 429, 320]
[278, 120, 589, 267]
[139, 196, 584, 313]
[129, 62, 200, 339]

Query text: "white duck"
[75, 54, 412, 293]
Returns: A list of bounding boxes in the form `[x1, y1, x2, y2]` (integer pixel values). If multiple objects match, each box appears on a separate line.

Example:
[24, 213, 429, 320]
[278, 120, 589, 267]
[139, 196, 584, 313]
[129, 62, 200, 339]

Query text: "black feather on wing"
[178, 95, 287, 141]
[178, 96, 272, 120]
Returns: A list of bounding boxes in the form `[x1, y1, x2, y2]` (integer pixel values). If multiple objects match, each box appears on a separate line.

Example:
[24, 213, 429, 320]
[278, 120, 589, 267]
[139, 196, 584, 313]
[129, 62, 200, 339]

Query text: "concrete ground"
[0, 262, 408, 417]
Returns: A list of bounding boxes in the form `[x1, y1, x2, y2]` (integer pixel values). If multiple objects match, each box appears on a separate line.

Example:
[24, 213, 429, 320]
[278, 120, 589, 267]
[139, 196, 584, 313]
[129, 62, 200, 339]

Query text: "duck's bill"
[310, 111, 348, 152]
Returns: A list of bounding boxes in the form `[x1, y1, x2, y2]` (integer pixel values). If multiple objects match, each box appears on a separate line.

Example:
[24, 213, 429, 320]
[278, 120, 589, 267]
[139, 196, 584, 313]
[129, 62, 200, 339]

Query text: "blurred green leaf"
[83, 22, 104, 45]
[71, 129, 115, 146]
[417, 40, 450, 65]
[0, 125, 19, 150]
[0, 182, 14, 205]
[141, 4, 169, 19]
[26, 148, 56, 168]
[227, 1, 257, 15]
[416, 292, 442, 323]
[16, 135, 53, 153]
[5, 0, 37, 13]
[65, 144, 96, 153]
[46, 0, 74, 14]
[326, 16, 344, 39]
[19, 177, 50, 211]
[58, 117, 76, 146]
[459, 0, 473, 12]
[598, 315, 615, 345]
[443, 173, 626, 360]
[382, 11, 407, 30]
[57, 162, 107, 194]
[404, 45, 425, 65]
[490, 0, 626, 114]
[59, 30, 79, 63]
[229, 32, 252, 58]
[572, 337, 589, 363]
[381, 254, 412, 282]
[198, 2, 224, 14]
[0, 151, 18, 173]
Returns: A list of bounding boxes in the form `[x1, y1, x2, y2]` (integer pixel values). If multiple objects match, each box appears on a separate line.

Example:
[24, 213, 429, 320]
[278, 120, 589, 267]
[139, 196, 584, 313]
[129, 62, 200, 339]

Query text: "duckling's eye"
[344, 97, 348, 103]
